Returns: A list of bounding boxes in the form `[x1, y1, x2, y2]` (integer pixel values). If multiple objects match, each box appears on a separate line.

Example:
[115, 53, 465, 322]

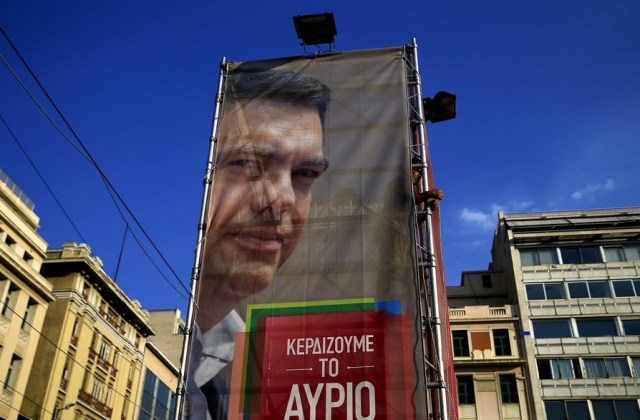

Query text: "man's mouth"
[234, 227, 285, 252]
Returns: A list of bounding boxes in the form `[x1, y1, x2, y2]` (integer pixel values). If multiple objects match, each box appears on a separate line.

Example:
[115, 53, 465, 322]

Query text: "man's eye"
[228, 159, 262, 177]
[292, 168, 322, 179]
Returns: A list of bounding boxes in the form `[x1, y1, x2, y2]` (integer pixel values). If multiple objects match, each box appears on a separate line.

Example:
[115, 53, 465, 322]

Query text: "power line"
[0, 27, 191, 298]
[0, 115, 88, 244]
[0, 297, 152, 417]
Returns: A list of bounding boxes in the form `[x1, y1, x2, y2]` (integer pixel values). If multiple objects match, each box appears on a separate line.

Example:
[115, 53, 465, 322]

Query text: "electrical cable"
[113, 225, 129, 282]
[0, 378, 55, 419]
[0, 297, 151, 416]
[0, 102, 187, 299]
[0, 28, 189, 293]
[0, 28, 190, 298]
[0, 114, 88, 244]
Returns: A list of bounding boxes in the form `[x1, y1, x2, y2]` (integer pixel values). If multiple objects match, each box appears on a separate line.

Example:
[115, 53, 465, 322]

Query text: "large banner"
[185, 47, 428, 419]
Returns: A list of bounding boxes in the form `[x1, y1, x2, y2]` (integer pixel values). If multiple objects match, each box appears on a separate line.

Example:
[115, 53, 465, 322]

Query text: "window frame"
[575, 317, 619, 337]
[456, 375, 475, 405]
[532, 319, 573, 339]
[492, 329, 512, 356]
[498, 374, 519, 404]
[519, 247, 559, 266]
[526, 282, 566, 301]
[560, 245, 604, 264]
[452, 330, 470, 357]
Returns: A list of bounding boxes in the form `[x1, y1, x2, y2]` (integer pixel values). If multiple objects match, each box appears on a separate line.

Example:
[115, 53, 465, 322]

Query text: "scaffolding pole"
[174, 57, 228, 420]
[406, 38, 450, 420]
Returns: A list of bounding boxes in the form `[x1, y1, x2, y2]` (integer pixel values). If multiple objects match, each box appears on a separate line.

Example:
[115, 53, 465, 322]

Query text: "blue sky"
[1, 1, 639, 312]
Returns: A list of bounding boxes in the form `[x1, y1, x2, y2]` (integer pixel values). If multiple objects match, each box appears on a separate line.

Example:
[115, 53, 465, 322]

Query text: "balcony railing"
[78, 389, 113, 417]
[540, 377, 640, 398]
[88, 348, 116, 377]
[522, 261, 640, 281]
[449, 305, 517, 320]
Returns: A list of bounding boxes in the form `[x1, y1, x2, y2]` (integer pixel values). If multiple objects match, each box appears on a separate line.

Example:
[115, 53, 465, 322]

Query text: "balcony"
[540, 377, 640, 398]
[521, 261, 640, 282]
[0, 388, 13, 406]
[88, 349, 116, 377]
[534, 336, 640, 356]
[449, 305, 518, 321]
[78, 389, 113, 417]
[528, 297, 640, 317]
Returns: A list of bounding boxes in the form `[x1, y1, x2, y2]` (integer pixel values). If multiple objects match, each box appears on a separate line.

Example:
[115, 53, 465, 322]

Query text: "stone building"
[21, 242, 155, 419]
[449, 208, 640, 419]
[448, 271, 531, 419]
[0, 169, 54, 420]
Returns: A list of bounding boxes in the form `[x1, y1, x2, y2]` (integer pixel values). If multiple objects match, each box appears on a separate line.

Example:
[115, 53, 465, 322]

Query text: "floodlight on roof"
[423, 91, 457, 123]
[293, 13, 337, 49]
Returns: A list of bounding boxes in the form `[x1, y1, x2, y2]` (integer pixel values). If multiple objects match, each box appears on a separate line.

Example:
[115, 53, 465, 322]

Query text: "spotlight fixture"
[293, 13, 337, 48]
[423, 91, 457, 123]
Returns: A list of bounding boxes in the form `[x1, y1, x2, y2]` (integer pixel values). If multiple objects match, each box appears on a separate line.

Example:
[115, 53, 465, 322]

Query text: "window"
[21, 299, 36, 330]
[592, 400, 640, 420]
[583, 358, 631, 378]
[519, 248, 558, 265]
[568, 280, 611, 298]
[537, 359, 580, 379]
[4, 235, 16, 247]
[613, 280, 640, 297]
[499, 374, 518, 403]
[526, 282, 565, 300]
[4, 355, 22, 390]
[493, 329, 512, 356]
[544, 401, 568, 419]
[632, 357, 640, 377]
[560, 246, 603, 264]
[525, 284, 545, 300]
[452, 330, 470, 357]
[99, 340, 111, 360]
[604, 244, 640, 262]
[456, 375, 475, 404]
[576, 318, 618, 337]
[72, 318, 80, 337]
[605, 246, 626, 262]
[545, 400, 591, 420]
[1, 284, 17, 318]
[622, 319, 640, 335]
[156, 382, 171, 419]
[532, 319, 572, 339]
[482, 274, 492, 288]
[625, 245, 640, 261]
[139, 370, 177, 420]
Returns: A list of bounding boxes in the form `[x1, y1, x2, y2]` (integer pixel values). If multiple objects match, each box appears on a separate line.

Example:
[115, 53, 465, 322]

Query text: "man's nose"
[252, 172, 296, 221]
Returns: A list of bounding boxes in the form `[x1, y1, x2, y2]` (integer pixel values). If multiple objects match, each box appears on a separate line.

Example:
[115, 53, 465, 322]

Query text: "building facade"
[21, 242, 155, 420]
[495, 208, 640, 419]
[448, 271, 531, 419]
[452, 208, 640, 419]
[137, 342, 178, 420]
[146, 310, 184, 369]
[0, 169, 54, 420]
[136, 310, 183, 419]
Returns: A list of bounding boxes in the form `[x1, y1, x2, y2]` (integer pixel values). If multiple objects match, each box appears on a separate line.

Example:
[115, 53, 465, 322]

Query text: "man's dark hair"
[225, 69, 331, 126]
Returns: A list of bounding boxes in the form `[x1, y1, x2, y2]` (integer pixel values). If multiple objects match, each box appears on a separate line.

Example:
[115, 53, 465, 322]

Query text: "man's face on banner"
[203, 99, 327, 299]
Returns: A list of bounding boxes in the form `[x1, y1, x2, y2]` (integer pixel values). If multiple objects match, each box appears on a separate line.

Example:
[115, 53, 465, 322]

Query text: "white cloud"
[459, 200, 536, 232]
[460, 208, 494, 231]
[571, 179, 616, 200]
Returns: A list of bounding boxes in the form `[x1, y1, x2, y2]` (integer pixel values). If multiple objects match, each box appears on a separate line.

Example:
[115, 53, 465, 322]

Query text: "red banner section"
[228, 300, 415, 419]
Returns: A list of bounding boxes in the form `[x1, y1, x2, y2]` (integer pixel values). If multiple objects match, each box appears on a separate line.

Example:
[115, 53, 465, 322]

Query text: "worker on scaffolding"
[376, 160, 443, 297]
